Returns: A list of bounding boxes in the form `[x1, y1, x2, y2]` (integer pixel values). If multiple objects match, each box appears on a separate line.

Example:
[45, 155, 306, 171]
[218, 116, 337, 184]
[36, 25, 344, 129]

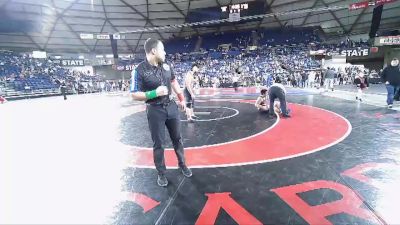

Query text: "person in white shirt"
[232, 75, 239, 92]
[308, 70, 316, 88]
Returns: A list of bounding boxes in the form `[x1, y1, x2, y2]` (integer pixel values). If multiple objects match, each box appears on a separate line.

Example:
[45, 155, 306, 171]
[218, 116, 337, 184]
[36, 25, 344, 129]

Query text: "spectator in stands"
[338, 71, 344, 85]
[60, 81, 67, 100]
[296, 72, 302, 88]
[315, 71, 320, 86]
[307, 70, 316, 88]
[324, 67, 336, 91]
[381, 58, 400, 108]
[24, 83, 30, 94]
[266, 73, 274, 87]
[122, 81, 127, 92]
[300, 71, 307, 88]
[1, 29, 371, 98]
[232, 68, 240, 92]
[118, 80, 123, 91]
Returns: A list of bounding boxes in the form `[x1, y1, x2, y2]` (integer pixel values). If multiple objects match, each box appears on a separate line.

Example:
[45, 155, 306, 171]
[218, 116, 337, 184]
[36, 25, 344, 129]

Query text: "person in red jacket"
[354, 72, 369, 102]
[0, 95, 7, 104]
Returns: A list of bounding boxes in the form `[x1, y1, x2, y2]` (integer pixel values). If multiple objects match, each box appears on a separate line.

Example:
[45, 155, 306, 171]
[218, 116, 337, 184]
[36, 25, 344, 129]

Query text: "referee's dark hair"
[191, 63, 199, 70]
[144, 38, 161, 54]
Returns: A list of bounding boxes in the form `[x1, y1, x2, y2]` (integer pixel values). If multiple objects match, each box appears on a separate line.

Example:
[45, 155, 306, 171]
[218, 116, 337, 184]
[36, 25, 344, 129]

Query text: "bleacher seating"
[0, 27, 371, 97]
[0, 50, 102, 97]
[165, 37, 197, 54]
[201, 31, 251, 50]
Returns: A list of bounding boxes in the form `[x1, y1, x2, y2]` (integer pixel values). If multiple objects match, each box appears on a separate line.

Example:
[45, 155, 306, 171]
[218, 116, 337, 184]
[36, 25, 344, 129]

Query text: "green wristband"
[145, 90, 157, 100]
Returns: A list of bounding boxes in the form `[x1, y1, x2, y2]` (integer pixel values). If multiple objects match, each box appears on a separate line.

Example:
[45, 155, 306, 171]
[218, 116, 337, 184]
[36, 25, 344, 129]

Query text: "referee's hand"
[178, 101, 186, 111]
[156, 86, 168, 96]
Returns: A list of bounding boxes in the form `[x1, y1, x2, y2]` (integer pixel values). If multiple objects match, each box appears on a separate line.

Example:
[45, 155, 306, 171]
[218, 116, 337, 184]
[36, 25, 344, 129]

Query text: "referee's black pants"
[146, 101, 185, 175]
[268, 86, 288, 116]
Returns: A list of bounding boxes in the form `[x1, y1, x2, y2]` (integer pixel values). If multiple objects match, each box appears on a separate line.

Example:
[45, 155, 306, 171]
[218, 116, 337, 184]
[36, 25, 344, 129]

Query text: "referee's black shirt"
[130, 60, 176, 105]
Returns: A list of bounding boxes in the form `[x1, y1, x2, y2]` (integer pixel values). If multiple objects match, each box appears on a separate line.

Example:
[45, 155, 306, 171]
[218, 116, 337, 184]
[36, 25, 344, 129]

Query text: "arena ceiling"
[0, 0, 399, 54]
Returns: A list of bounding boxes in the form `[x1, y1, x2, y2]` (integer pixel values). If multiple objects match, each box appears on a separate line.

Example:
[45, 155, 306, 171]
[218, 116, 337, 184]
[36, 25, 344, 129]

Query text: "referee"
[268, 77, 291, 118]
[131, 38, 192, 187]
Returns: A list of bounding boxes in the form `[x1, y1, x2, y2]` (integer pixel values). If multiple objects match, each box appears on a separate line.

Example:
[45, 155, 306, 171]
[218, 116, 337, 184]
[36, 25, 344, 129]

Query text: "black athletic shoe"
[181, 166, 193, 177]
[282, 114, 291, 118]
[157, 174, 168, 187]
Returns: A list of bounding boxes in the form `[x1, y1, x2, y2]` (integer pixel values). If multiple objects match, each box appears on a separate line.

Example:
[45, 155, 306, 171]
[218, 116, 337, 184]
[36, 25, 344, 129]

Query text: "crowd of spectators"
[169, 45, 321, 88]
[0, 28, 377, 97]
[0, 51, 109, 96]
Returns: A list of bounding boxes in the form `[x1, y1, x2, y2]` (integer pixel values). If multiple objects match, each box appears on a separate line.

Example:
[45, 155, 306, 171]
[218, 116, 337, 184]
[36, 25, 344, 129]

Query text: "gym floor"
[1, 88, 399, 225]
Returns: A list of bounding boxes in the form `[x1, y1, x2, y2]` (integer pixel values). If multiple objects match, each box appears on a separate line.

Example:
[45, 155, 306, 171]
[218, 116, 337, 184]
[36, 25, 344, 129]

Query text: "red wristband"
[177, 93, 184, 102]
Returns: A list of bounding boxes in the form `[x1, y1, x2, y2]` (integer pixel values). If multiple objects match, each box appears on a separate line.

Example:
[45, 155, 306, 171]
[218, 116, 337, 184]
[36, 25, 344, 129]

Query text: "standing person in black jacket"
[381, 58, 400, 108]
[60, 81, 67, 100]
